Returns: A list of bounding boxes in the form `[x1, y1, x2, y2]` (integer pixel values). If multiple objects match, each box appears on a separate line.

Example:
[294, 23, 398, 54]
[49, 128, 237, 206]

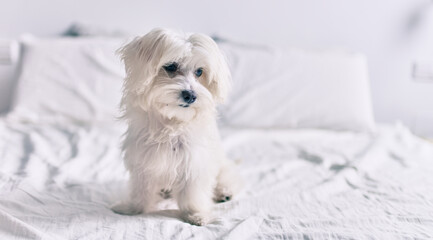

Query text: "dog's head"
[119, 28, 231, 122]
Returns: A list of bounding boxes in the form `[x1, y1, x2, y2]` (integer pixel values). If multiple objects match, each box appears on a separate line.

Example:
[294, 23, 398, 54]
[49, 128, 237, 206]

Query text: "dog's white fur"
[111, 28, 242, 225]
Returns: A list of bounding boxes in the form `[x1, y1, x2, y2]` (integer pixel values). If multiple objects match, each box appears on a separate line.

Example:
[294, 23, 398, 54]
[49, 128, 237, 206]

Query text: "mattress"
[1, 120, 432, 239]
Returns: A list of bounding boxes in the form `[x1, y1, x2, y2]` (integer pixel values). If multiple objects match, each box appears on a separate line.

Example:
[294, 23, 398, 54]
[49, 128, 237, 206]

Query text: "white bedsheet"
[1, 120, 433, 239]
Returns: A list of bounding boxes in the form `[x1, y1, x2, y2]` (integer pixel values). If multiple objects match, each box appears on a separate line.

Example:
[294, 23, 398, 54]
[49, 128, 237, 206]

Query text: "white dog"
[111, 28, 243, 225]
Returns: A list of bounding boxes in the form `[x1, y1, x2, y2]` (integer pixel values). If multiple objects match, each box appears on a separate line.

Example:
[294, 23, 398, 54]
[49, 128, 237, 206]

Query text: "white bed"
[1, 36, 433, 239]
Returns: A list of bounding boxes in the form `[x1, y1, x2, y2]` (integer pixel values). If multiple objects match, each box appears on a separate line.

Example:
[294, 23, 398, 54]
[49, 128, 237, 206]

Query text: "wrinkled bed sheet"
[0, 120, 433, 239]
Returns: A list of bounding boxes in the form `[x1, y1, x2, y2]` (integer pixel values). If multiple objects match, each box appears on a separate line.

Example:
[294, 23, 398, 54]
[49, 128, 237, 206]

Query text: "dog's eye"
[163, 63, 178, 73]
[195, 68, 203, 77]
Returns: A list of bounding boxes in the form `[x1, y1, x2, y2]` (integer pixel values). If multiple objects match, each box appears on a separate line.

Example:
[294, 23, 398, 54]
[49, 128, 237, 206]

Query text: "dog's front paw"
[111, 201, 142, 215]
[181, 212, 213, 226]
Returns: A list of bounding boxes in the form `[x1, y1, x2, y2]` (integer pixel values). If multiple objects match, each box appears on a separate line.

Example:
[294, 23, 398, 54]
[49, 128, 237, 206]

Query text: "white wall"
[1, 0, 432, 135]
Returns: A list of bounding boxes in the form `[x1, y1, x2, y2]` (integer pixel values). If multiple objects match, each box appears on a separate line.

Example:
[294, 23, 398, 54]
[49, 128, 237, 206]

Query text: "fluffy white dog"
[111, 28, 243, 225]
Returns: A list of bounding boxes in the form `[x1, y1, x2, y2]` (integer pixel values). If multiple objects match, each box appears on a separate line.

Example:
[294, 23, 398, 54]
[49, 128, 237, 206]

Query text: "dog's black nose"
[181, 90, 196, 104]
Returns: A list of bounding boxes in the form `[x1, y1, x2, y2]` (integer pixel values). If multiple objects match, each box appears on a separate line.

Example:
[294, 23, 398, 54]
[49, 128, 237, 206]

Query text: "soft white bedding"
[1, 120, 432, 239]
[1, 35, 431, 239]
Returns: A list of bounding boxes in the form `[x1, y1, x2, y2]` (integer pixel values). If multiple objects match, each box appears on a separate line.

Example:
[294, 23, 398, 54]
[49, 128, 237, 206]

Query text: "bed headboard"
[1, 0, 433, 136]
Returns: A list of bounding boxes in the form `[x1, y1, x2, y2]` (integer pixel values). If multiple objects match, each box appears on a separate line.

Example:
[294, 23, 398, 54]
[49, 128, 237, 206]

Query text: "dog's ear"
[118, 28, 169, 95]
[189, 34, 231, 104]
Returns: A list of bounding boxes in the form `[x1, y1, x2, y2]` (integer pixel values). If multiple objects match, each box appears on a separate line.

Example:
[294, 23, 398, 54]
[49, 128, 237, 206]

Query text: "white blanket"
[1, 121, 433, 239]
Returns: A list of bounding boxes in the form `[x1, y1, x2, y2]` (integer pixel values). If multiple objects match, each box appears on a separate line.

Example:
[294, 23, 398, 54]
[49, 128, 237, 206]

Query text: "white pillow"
[9, 36, 126, 124]
[218, 40, 376, 132]
[9, 36, 375, 132]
